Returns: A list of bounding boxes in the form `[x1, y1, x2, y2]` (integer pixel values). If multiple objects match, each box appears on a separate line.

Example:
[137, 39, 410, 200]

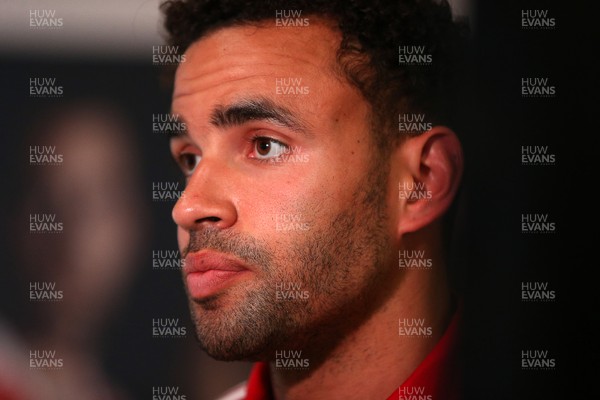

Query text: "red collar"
[391, 308, 462, 400]
[245, 311, 461, 400]
[245, 362, 272, 400]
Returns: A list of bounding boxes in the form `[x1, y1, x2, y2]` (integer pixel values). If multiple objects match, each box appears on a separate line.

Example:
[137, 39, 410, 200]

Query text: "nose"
[172, 159, 237, 231]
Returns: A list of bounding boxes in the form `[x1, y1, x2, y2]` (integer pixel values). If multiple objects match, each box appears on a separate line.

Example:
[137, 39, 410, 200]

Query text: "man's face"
[171, 20, 399, 361]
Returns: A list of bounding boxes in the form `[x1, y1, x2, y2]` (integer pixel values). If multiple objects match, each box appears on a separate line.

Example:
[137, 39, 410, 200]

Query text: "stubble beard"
[185, 158, 391, 361]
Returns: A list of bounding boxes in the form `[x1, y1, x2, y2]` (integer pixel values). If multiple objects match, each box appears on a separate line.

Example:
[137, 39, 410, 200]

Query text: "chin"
[198, 333, 270, 362]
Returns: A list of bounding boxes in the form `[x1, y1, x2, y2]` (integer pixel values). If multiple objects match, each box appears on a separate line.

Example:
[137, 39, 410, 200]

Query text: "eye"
[177, 153, 201, 177]
[253, 137, 289, 160]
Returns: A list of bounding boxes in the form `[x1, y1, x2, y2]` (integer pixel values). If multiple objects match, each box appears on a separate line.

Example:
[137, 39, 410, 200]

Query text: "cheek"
[237, 149, 366, 239]
[236, 171, 332, 238]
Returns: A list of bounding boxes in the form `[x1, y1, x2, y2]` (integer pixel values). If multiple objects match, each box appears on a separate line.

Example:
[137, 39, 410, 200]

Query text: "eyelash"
[174, 134, 291, 178]
[247, 134, 290, 163]
[176, 153, 201, 178]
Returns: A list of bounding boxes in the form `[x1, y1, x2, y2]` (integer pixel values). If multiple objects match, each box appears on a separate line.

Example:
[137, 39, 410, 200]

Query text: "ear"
[394, 126, 463, 235]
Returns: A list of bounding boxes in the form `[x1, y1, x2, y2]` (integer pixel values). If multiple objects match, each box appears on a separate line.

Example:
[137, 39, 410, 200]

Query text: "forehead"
[173, 20, 344, 99]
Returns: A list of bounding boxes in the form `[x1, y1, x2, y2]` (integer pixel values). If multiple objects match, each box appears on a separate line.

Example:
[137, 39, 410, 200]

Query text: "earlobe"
[396, 126, 463, 235]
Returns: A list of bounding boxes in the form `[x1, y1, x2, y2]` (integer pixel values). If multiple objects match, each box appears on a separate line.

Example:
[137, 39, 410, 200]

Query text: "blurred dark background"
[460, 1, 590, 399]
[0, 0, 589, 399]
[0, 59, 252, 399]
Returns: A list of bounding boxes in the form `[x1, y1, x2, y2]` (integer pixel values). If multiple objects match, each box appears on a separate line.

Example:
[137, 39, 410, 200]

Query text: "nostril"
[197, 216, 221, 223]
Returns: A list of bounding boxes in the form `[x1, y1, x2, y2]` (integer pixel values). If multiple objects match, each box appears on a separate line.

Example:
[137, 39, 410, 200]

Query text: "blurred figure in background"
[1, 103, 145, 400]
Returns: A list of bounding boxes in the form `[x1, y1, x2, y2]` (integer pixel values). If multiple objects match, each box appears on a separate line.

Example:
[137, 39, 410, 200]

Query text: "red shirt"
[243, 311, 461, 400]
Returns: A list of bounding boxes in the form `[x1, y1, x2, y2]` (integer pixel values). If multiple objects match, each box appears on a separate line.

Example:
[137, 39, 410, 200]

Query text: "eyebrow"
[169, 97, 312, 141]
[209, 97, 311, 135]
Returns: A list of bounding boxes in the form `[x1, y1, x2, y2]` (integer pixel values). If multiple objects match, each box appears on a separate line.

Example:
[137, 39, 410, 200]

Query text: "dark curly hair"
[161, 0, 468, 149]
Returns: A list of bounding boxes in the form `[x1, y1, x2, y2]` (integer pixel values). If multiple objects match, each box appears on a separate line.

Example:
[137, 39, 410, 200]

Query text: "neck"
[270, 231, 454, 400]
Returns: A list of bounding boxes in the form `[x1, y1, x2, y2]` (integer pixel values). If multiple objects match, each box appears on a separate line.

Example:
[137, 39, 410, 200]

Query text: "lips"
[183, 250, 251, 299]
